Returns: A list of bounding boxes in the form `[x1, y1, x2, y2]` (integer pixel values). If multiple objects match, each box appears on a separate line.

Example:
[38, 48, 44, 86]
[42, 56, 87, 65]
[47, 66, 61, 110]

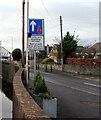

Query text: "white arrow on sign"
[30, 21, 36, 32]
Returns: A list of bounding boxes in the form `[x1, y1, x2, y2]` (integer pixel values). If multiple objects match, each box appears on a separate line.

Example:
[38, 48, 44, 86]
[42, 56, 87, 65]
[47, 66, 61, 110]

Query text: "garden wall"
[13, 66, 51, 119]
[65, 58, 101, 75]
[64, 64, 100, 76]
[2, 61, 16, 84]
[2, 61, 18, 100]
[39, 62, 100, 76]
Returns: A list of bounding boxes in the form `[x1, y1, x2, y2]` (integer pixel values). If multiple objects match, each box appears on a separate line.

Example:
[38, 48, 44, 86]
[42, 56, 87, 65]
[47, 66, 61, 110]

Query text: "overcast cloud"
[0, 0, 100, 51]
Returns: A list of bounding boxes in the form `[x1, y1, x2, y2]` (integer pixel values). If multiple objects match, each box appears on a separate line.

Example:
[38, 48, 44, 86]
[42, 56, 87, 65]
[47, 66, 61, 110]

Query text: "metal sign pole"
[28, 18, 44, 77]
[34, 50, 36, 76]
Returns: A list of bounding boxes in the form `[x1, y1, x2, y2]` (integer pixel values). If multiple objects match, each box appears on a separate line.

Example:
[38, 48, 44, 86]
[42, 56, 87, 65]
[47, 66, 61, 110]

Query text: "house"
[75, 42, 101, 58]
[87, 42, 101, 58]
[88, 42, 101, 52]
[48, 44, 59, 63]
[0, 46, 10, 59]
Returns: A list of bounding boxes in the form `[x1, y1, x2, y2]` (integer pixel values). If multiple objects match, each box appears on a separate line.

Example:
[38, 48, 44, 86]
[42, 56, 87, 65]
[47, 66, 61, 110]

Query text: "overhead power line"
[39, 0, 59, 27]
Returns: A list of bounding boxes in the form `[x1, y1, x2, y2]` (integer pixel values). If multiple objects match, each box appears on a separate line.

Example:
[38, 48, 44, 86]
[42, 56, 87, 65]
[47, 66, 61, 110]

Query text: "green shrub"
[42, 57, 54, 64]
[34, 75, 48, 94]
[38, 92, 55, 99]
[30, 72, 55, 99]
[34, 72, 41, 86]
[12, 48, 22, 61]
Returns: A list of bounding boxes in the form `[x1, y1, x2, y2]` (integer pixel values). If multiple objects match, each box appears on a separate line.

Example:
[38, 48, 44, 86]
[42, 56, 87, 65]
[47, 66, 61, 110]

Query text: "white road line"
[84, 82, 101, 88]
[76, 76, 99, 82]
[46, 79, 99, 96]
[70, 86, 99, 96]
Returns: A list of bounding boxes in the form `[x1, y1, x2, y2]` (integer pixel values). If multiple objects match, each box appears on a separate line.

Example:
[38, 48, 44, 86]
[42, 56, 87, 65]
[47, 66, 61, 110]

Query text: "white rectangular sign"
[28, 36, 44, 50]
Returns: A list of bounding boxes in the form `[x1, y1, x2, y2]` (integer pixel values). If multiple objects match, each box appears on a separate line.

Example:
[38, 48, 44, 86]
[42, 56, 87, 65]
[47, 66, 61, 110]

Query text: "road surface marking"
[84, 82, 101, 88]
[76, 76, 99, 82]
[30, 70, 99, 96]
[46, 79, 99, 96]
[70, 86, 99, 96]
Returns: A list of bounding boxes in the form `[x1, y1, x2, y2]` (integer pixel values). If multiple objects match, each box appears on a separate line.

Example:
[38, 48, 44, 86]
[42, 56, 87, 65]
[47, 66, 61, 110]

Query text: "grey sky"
[0, 0, 100, 51]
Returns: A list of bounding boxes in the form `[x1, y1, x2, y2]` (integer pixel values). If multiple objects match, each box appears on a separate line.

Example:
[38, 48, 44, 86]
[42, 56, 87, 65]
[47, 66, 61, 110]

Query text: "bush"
[12, 48, 22, 61]
[42, 57, 54, 64]
[30, 72, 55, 99]
[34, 73, 48, 94]
[38, 92, 55, 99]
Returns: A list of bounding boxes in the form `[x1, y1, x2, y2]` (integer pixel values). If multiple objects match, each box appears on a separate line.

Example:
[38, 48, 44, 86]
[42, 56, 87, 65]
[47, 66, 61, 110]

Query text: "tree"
[58, 32, 78, 63]
[12, 48, 22, 61]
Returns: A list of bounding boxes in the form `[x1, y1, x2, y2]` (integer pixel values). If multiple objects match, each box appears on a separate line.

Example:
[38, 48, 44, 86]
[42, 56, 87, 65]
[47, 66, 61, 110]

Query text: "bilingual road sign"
[29, 19, 44, 35]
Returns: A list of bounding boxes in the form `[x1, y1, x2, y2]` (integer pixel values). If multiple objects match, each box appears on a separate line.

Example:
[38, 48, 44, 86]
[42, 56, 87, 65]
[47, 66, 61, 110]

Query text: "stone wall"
[64, 64, 100, 76]
[13, 66, 51, 119]
[39, 64, 100, 76]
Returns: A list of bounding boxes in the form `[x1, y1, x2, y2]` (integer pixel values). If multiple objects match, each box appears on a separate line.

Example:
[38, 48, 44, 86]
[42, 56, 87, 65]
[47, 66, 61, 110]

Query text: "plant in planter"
[29, 72, 57, 118]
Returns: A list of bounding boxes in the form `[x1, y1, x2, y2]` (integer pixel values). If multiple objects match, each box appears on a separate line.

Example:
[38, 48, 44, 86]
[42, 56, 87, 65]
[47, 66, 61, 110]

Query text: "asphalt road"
[29, 68, 100, 119]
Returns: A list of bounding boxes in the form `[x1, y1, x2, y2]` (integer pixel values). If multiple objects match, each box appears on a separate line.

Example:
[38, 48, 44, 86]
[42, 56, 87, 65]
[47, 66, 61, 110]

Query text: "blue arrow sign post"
[29, 19, 44, 35]
[28, 18, 45, 51]
[28, 18, 45, 76]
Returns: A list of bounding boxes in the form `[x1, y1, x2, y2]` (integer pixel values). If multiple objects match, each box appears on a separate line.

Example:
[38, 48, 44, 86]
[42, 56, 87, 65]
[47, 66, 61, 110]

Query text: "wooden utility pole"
[22, 0, 25, 67]
[26, 0, 29, 84]
[60, 16, 64, 72]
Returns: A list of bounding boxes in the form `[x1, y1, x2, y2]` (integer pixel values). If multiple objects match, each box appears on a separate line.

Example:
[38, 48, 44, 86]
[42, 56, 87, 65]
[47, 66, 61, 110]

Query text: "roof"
[1, 47, 10, 53]
[0, 46, 10, 57]
[88, 42, 101, 52]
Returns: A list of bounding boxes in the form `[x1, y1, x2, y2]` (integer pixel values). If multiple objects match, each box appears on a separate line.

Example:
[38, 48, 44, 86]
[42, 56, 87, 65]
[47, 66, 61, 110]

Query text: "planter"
[43, 98, 57, 118]
[29, 90, 57, 118]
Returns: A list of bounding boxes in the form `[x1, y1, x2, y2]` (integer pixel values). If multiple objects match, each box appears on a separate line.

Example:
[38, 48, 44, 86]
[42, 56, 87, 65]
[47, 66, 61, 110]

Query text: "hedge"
[66, 58, 101, 67]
